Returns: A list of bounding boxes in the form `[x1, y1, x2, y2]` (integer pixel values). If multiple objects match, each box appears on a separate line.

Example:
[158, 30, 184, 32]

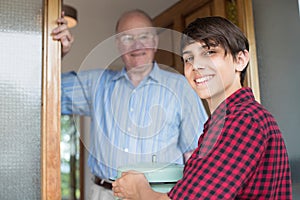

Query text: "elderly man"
[53, 9, 207, 199]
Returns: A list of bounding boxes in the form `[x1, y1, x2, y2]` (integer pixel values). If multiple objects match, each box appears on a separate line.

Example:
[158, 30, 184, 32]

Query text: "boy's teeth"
[195, 76, 212, 83]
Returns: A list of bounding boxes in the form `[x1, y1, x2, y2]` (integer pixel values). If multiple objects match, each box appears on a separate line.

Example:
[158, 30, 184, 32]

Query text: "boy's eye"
[203, 50, 216, 56]
[184, 56, 194, 63]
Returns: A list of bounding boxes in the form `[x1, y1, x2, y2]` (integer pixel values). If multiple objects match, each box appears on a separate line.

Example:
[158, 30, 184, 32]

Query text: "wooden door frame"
[236, 0, 260, 102]
[42, 0, 62, 199]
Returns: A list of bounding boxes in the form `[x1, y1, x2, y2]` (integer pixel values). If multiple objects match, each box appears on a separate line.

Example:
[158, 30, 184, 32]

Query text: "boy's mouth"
[194, 75, 213, 85]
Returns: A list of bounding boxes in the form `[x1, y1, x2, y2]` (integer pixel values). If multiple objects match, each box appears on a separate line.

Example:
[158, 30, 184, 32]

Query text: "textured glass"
[0, 0, 42, 199]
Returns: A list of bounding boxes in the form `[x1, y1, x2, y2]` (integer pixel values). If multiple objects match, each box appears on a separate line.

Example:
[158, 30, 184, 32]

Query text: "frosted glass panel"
[0, 0, 42, 199]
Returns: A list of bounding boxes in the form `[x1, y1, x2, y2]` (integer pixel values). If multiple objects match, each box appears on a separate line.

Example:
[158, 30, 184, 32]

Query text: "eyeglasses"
[118, 32, 155, 46]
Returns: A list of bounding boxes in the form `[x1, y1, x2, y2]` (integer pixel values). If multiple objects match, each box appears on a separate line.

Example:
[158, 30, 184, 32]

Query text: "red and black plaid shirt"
[168, 87, 292, 199]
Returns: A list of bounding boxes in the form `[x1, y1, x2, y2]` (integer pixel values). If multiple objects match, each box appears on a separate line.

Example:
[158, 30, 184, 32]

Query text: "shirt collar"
[204, 87, 255, 130]
[224, 87, 254, 109]
[112, 62, 161, 83]
[111, 67, 127, 81]
[148, 62, 162, 83]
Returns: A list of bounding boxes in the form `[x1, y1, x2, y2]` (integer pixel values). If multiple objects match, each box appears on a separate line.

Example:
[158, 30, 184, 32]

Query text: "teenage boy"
[112, 16, 292, 200]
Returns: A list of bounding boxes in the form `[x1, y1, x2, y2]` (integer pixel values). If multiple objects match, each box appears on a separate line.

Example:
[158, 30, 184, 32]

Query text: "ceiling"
[62, 0, 179, 72]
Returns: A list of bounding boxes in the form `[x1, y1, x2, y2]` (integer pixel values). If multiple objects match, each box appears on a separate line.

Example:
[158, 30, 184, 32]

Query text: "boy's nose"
[192, 63, 205, 70]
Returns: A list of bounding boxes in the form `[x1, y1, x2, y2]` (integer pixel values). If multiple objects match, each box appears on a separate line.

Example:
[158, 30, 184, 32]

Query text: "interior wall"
[252, 0, 300, 197]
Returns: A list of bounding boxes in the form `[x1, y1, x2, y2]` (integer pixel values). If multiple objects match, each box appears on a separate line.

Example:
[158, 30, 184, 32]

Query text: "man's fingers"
[66, 32, 74, 43]
[52, 24, 68, 36]
[52, 30, 73, 44]
[56, 16, 68, 26]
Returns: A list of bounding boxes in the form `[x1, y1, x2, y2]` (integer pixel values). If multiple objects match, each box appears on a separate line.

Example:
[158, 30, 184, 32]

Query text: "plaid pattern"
[168, 87, 292, 199]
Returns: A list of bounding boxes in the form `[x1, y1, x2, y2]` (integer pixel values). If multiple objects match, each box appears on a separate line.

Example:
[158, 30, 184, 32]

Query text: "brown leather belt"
[94, 176, 113, 190]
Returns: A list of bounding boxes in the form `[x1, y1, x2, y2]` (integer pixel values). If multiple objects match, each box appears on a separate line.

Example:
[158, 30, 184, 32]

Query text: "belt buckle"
[94, 176, 113, 190]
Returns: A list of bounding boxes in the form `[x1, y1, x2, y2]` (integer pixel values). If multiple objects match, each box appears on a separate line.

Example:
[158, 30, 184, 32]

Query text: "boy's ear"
[235, 50, 250, 72]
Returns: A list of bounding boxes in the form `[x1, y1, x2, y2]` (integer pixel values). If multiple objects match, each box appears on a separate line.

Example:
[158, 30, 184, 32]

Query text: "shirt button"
[130, 108, 134, 112]
[124, 148, 129, 152]
[127, 127, 131, 132]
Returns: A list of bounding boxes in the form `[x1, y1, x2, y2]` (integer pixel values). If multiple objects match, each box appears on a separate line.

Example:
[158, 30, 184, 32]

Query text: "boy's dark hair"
[181, 16, 249, 86]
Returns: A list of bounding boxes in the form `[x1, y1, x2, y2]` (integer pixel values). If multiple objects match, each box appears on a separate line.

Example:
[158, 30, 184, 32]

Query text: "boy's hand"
[112, 171, 170, 200]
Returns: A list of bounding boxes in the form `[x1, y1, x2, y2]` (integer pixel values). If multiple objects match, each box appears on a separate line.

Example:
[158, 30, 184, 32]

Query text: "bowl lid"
[117, 162, 184, 183]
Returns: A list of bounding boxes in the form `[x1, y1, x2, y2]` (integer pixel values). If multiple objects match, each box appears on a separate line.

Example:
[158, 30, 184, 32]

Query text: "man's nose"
[131, 39, 144, 50]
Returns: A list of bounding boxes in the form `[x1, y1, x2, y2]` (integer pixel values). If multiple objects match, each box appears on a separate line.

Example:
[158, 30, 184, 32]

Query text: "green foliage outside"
[61, 115, 80, 200]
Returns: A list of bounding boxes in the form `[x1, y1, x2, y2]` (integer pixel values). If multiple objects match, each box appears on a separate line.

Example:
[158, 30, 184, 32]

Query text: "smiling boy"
[112, 16, 292, 199]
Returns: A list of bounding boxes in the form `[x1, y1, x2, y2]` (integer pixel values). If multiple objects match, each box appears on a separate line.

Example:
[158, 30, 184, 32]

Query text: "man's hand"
[51, 12, 74, 57]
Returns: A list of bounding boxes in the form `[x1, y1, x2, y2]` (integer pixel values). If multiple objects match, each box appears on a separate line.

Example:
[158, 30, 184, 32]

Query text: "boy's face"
[182, 41, 248, 107]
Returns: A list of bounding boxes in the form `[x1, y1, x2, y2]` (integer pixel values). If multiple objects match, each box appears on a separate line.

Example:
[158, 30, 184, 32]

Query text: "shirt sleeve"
[168, 113, 266, 199]
[61, 70, 102, 116]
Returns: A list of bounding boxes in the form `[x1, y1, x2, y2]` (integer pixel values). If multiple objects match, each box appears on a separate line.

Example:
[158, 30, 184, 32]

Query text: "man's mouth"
[130, 50, 146, 57]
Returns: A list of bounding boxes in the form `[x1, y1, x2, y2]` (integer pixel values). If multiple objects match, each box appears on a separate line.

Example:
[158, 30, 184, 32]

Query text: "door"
[0, 0, 62, 199]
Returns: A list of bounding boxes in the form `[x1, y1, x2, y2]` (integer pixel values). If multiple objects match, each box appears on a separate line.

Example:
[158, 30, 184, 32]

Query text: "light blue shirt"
[61, 63, 207, 179]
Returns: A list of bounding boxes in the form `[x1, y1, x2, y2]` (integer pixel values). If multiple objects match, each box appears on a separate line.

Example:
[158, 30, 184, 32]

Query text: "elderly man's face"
[116, 14, 158, 71]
